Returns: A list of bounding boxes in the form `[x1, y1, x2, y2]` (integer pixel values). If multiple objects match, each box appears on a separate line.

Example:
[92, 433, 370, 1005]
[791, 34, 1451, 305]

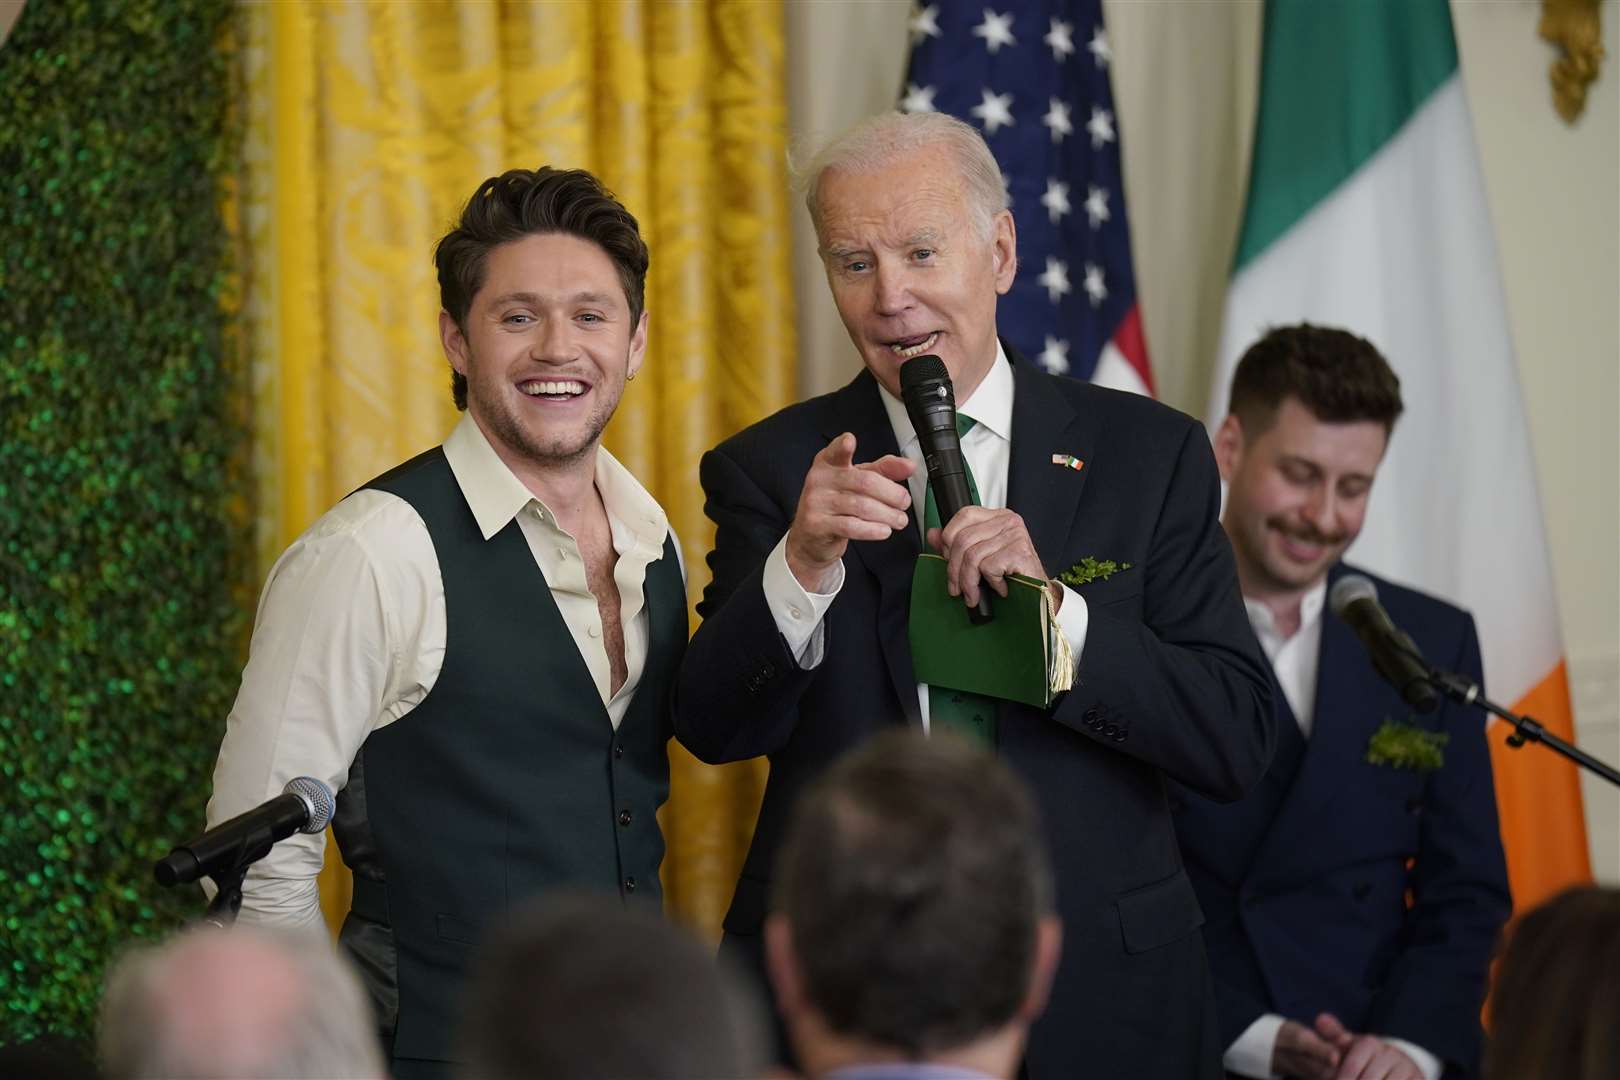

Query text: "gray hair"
[797, 111, 1009, 243]
[99, 924, 385, 1080]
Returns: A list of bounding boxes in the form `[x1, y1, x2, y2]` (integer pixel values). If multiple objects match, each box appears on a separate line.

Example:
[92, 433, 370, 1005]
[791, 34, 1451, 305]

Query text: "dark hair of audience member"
[1485, 885, 1620, 1080]
[459, 893, 767, 1080]
[1228, 322, 1405, 437]
[772, 729, 1054, 1057]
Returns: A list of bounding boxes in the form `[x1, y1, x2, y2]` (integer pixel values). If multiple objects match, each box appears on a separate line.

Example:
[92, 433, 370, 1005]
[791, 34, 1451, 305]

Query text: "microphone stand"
[202, 865, 247, 928]
[1417, 659, 1620, 789]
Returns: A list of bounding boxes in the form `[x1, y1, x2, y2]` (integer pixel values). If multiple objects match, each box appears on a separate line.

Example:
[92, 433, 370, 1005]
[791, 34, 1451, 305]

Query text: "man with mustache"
[1173, 324, 1511, 1080]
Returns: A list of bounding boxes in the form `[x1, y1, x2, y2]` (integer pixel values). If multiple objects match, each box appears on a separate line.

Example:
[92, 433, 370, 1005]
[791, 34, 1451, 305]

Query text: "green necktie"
[916, 414, 997, 747]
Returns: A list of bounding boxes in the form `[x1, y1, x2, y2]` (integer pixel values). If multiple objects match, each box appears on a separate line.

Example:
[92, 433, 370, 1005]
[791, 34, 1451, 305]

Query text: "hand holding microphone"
[903, 356, 1049, 622]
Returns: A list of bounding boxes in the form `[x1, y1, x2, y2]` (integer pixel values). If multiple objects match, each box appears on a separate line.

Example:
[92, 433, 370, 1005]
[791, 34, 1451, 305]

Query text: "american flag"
[901, 1, 1154, 395]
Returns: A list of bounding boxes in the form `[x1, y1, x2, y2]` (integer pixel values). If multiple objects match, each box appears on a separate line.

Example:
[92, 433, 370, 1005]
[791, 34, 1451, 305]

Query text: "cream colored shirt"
[205, 414, 681, 930]
[763, 345, 1089, 730]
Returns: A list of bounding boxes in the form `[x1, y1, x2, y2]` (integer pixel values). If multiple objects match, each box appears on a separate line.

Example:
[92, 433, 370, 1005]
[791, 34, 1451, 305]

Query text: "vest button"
[618, 808, 633, 826]
[623, 876, 637, 893]
[614, 743, 624, 759]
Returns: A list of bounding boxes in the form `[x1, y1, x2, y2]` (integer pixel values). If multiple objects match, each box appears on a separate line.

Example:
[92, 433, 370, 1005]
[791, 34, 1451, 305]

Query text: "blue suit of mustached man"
[1175, 325, 1510, 1080]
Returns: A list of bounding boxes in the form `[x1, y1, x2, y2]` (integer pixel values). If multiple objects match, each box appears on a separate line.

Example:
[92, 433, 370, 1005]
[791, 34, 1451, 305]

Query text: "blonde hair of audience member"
[1485, 885, 1620, 1080]
[99, 924, 386, 1080]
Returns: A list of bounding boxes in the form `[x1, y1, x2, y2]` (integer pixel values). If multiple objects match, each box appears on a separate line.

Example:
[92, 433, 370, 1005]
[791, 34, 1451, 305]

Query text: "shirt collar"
[442, 413, 668, 547]
[1243, 577, 1329, 642]
[878, 339, 1015, 450]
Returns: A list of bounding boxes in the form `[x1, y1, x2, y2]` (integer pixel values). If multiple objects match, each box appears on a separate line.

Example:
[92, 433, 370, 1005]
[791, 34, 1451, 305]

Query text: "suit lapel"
[1251, 567, 1369, 878]
[820, 372, 924, 725]
[1005, 345, 1096, 569]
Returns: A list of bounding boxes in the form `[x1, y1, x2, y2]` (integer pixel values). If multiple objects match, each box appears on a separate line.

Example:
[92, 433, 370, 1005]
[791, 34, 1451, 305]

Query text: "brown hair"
[1227, 323, 1404, 437]
[434, 167, 649, 409]
[772, 730, 1053, 1057]
[1485, 886, 1620, 1080]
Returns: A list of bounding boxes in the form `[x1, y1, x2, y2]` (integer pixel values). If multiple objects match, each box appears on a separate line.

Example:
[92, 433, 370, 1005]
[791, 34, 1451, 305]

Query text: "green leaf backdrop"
[0, 0, 248, 1042]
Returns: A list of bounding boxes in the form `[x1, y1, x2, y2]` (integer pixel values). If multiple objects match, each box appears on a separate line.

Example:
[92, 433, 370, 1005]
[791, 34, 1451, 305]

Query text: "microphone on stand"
[900, 354, 992, 624]
[1329, 574, 1438, 712]
[155, 776, 335, 888]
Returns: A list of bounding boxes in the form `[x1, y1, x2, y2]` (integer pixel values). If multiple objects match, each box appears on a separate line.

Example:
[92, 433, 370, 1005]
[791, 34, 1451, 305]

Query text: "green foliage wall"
[0, 0, 247, 1042]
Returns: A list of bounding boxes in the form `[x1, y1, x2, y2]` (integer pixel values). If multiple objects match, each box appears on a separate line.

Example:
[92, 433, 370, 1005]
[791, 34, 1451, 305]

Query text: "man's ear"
[439, 310, 470, 377]
[626, 310, 649, 382]
[1018, 916, 1063, 1022]
[763, 914, 804, 1019]
[1212, 414, 1245, 485]
[991, 209, 1018, 295]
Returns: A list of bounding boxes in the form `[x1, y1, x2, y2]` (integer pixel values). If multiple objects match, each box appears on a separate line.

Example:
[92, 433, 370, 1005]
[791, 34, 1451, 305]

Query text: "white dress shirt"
[759, 345, 1088, 729]
[1223, 581, 1440, 1080]
[205, 413, 681, 929]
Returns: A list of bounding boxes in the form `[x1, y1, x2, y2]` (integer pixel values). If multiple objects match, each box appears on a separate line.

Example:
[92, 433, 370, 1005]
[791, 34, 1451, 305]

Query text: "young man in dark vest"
[205, 167, 687, 1079]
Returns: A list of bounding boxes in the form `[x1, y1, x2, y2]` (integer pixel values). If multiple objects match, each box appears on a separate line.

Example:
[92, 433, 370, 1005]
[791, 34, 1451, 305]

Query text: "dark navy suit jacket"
[674, 349, 1275, 1079]
[1172, 563, 1511, 1078]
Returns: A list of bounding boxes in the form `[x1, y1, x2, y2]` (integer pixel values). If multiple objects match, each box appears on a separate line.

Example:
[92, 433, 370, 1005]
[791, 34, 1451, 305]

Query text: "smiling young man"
[1173, 324, 1510, 1080]
[205, 168, 686, 1080]
[674, 111, 1274, 1079]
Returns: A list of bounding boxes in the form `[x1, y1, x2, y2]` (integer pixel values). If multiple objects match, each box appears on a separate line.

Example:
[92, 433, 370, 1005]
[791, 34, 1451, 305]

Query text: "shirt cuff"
[762, 536, 843, 668]
[1053, 583, 1088, 676]
[1225, 1013, 1285, 1079]
[1383, 1037, 1442, 1080]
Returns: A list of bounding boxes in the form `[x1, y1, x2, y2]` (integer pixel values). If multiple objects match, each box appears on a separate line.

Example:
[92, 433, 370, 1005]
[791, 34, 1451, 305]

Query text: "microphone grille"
[898, 354, 948, 392]
[1328, 574, 1378, 616]
[283, 776, 336, 833]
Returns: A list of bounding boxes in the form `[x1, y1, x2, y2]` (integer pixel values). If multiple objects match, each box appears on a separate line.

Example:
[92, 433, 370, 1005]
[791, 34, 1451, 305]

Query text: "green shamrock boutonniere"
[1058, 557, 1133, 588]
[1365, 717, 1449, 772]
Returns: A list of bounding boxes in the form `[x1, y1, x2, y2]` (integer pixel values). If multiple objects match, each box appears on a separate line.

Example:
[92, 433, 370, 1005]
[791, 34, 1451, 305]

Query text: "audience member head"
[459, 894, 768, 1080]
[1485, 885, 1620, 1080]
[1214, 323, 1404, 602]
[98, 924, 384, 1080]
[766, 730, 1061, 1079]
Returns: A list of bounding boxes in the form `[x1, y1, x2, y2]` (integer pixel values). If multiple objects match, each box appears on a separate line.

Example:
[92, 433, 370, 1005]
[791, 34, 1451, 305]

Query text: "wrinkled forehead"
[815, 161, 971, 253]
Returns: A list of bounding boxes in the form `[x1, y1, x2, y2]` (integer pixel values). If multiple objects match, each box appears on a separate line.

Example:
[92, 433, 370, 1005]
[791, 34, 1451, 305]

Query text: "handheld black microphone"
[154, 777, 335, 887]
[899, 354, 992, 624]
[1329, 575, 1439, 713]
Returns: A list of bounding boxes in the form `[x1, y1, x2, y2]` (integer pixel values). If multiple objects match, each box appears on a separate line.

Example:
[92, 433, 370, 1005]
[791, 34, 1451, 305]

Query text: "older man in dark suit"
[673, 111, 1274, 1079]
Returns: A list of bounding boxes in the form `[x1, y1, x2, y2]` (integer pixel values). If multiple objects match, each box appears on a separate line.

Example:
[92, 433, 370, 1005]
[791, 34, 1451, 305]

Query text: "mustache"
[1266, 517, 1350, 547]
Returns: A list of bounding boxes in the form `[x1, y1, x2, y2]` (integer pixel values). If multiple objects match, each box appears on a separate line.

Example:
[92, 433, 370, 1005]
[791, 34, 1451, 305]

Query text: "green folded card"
[908, 553, 1060, 708]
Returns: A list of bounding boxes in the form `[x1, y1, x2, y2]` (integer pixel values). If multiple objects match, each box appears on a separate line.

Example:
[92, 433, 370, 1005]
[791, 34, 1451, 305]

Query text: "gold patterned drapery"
[234, 0, 794, 939]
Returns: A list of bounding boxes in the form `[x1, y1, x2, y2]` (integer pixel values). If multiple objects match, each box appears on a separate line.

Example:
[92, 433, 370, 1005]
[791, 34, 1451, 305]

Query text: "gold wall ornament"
[1539, 0, 1607, 123]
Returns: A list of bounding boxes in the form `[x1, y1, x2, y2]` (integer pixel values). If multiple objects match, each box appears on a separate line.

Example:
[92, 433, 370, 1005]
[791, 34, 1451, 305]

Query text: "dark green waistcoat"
[332, 447, 686, 1064]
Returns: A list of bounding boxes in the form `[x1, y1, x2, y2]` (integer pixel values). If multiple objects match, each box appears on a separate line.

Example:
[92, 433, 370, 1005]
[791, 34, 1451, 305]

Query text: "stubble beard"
[479, 381, 621, 468]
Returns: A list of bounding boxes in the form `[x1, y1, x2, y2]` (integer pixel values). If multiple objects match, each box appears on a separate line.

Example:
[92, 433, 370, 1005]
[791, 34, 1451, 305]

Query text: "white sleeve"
[204, 491, 442, 929]
[1383, 1037, 1442, 1080]
[1224, 1013, 1285, 1079]
[1053, 583, 1089, 677]
[760, 534, 843, 668]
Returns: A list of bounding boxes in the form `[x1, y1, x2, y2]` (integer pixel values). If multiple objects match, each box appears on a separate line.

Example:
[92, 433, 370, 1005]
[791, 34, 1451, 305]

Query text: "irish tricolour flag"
[1211, 0, 1590, 909]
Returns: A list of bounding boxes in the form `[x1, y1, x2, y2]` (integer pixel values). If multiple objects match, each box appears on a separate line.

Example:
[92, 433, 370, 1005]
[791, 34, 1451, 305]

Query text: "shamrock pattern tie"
[915, 413, 997, 746]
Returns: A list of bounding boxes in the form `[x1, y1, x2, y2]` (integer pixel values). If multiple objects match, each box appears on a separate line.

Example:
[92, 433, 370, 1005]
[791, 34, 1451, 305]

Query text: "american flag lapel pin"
[1051, 453, 1084, 472]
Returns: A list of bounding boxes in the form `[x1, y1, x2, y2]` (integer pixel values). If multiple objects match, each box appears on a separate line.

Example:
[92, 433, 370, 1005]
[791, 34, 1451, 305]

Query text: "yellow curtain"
[235, 0, 794, 939]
